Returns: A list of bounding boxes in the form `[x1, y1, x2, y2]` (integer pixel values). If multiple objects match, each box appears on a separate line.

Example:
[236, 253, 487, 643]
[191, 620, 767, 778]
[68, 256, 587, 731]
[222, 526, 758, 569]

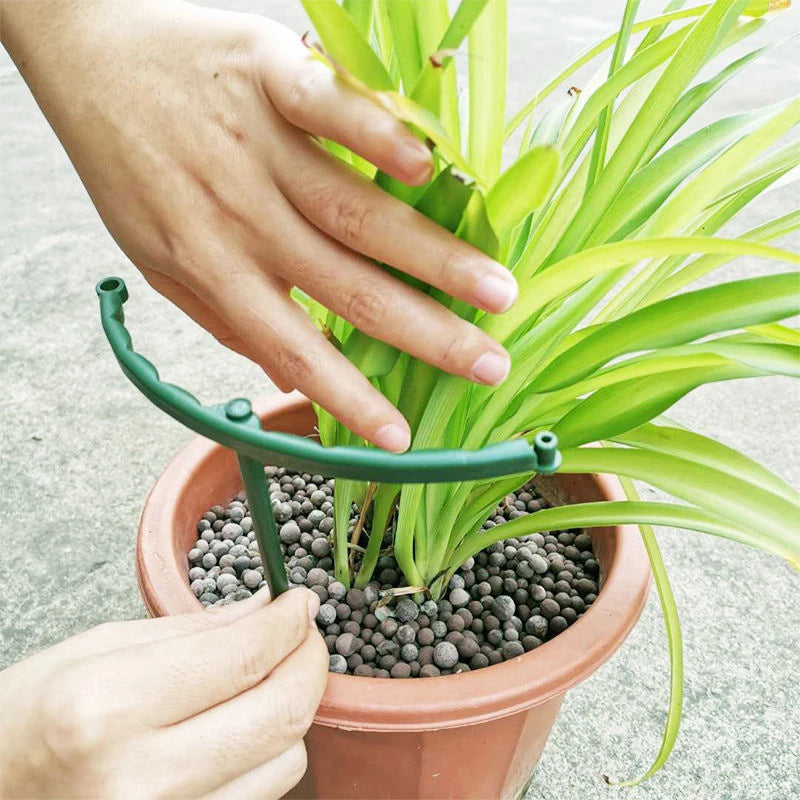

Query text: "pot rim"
[137, 392, 651, 732]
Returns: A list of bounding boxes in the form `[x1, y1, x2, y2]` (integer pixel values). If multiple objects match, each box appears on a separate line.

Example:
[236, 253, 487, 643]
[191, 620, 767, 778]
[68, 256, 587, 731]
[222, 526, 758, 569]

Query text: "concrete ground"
[1, 1, 798, 798]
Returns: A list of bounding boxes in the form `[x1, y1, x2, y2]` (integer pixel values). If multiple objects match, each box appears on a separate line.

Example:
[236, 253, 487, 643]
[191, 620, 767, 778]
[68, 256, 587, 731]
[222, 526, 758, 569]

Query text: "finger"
[158, 630, 328, 796]
[259, 28, 433, 185]
[34, 588, 273, 666]
[197, 268, 413, 451]
[140, 269, 295, 392]
[276, 138, 518, 315]
[247, 207, 512, 390]
[71, 587, 320, 728]
[202, 741, 308, 800]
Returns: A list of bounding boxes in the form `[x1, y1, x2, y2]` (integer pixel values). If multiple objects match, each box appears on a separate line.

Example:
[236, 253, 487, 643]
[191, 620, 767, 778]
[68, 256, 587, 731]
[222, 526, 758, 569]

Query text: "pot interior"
[165, 401, 616, 607]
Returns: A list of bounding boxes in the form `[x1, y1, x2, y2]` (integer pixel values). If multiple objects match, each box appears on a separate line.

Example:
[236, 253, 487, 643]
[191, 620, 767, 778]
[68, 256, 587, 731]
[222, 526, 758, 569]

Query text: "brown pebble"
[417, 627, 435, 646]
[540, 598, 560, 619]
[447, 615, 465, 632]
[347, 653, 363, 670]
[346, 588, 367, 610]
[470, 653, 490, 669]
[335, 633, 359, 657]
[391, 662, 412, 678]
[343, 620, 360, 636]
[360, 644, 377, 663]
[379, 654, 397, 670]
[456, 637, 480, 660]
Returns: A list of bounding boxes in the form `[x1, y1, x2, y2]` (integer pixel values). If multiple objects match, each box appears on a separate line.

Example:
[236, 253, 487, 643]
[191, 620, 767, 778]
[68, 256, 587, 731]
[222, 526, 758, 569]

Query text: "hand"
[1, 0, 517, 453]
[0, 588, 327, 799]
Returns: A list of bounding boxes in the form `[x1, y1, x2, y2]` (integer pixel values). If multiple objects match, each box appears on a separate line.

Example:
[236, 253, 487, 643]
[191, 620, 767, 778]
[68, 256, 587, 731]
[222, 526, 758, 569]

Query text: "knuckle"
[212, 327, 246, 355]
[332, 199, 371, 245]
[152, 227, 194, 274]
[284, 68, 323, 118]
[309, 630, 330, 676]
[282, 741, 309, 788]
[274, 346, 318, 388]
[343, 286, 388, 329]
[436, 247, 465, 287]
[278, 681, 317, 739]
[230, 640, 269, 695]
[438, 332, 468, 370]
[40, 674, 105, 761]
[279, 251, 315, 283]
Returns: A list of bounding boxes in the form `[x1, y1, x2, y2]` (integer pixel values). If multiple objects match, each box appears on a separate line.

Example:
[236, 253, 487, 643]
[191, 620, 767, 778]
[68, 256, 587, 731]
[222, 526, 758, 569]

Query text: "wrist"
[3, 1, 96, 68]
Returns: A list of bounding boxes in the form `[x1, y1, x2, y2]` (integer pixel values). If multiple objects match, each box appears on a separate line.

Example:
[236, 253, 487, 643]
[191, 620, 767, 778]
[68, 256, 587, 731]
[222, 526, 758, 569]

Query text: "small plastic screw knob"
[225, 398, 253, 422]
[533, 431, 559, 470]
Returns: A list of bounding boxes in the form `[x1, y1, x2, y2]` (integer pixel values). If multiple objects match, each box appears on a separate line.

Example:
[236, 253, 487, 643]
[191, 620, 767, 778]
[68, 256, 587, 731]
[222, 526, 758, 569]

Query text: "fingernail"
[307, 591, 320, 623]
[473, 272, 518, 313]
[400, 139, 433, 183]
[471, 350, 511, 385]
[375, 423, 411, 453]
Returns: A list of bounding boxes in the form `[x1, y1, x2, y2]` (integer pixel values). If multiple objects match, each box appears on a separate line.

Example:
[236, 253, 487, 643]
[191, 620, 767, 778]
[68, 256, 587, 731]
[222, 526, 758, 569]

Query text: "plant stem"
[355, 484, 398, 588]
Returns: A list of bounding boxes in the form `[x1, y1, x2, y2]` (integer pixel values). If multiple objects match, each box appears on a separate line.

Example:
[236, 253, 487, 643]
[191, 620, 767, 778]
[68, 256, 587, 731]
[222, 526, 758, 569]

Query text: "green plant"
[295, 0, 800, 783]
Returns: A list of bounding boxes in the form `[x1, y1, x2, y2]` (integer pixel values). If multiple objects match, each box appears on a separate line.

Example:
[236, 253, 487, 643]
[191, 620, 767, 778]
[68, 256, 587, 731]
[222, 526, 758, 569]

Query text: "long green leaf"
[468, 0, 506, 183]
[450, 498, 790, 567]
[506, 340, 800, 437]
[383, 0, 422, 92]
[646, 210, 800, 303]
[561, 25, 693, 176]
[487, 239, 800, 342]
[536, 272, 800, 392]
[301, 0, 394, 90]
[342, 0, 374, 37]
[553, 362, 760, 447]
[557, 448, 800, 552]
[646, 98, 800, 236]
[504, 3, 731, 138]
[586, 0, 642, 191]
[592, 107, 775, 244]
[642, 38, 777, 163]
[607, 477, 684, 788]
[410, 0, 490, 146]
[614, 423, 800, 505]
[547, 0, 751, 265]
[486, 147, 561, 237]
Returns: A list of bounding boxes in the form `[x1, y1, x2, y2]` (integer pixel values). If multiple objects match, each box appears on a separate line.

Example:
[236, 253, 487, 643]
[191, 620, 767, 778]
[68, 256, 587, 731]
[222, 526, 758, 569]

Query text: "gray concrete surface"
[1, 1, 798, 798]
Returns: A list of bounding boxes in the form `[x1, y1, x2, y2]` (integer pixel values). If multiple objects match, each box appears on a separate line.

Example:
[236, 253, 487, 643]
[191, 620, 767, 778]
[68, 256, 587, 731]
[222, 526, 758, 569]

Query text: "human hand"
[0, 588, 327, 799]
[1, 0, 517, 452]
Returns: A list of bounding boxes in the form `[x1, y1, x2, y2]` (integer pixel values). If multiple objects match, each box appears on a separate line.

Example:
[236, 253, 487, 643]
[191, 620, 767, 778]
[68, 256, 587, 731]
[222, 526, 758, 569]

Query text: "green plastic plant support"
[96, 277, 561, 598]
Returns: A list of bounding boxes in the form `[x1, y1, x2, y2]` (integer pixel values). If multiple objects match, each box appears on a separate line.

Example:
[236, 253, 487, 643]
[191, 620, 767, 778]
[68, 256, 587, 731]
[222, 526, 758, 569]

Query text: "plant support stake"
[95, 277, 561, 598]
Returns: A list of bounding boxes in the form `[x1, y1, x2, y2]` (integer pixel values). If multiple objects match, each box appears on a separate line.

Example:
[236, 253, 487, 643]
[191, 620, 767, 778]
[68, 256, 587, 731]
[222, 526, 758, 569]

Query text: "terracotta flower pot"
[137, 393, 651, 799]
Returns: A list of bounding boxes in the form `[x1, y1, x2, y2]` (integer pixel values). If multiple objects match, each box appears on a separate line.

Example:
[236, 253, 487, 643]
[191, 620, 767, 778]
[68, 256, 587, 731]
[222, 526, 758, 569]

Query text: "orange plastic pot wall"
[137, 394, 651, 800]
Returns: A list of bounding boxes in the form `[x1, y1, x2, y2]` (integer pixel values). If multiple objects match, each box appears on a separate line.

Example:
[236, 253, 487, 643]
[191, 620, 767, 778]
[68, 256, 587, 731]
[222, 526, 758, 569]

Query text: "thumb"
[78, 587, 321, 728]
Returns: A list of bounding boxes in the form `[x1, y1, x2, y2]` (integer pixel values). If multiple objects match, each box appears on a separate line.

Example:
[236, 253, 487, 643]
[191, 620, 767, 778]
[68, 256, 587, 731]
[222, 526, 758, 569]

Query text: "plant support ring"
[96, 277, 561, 598]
